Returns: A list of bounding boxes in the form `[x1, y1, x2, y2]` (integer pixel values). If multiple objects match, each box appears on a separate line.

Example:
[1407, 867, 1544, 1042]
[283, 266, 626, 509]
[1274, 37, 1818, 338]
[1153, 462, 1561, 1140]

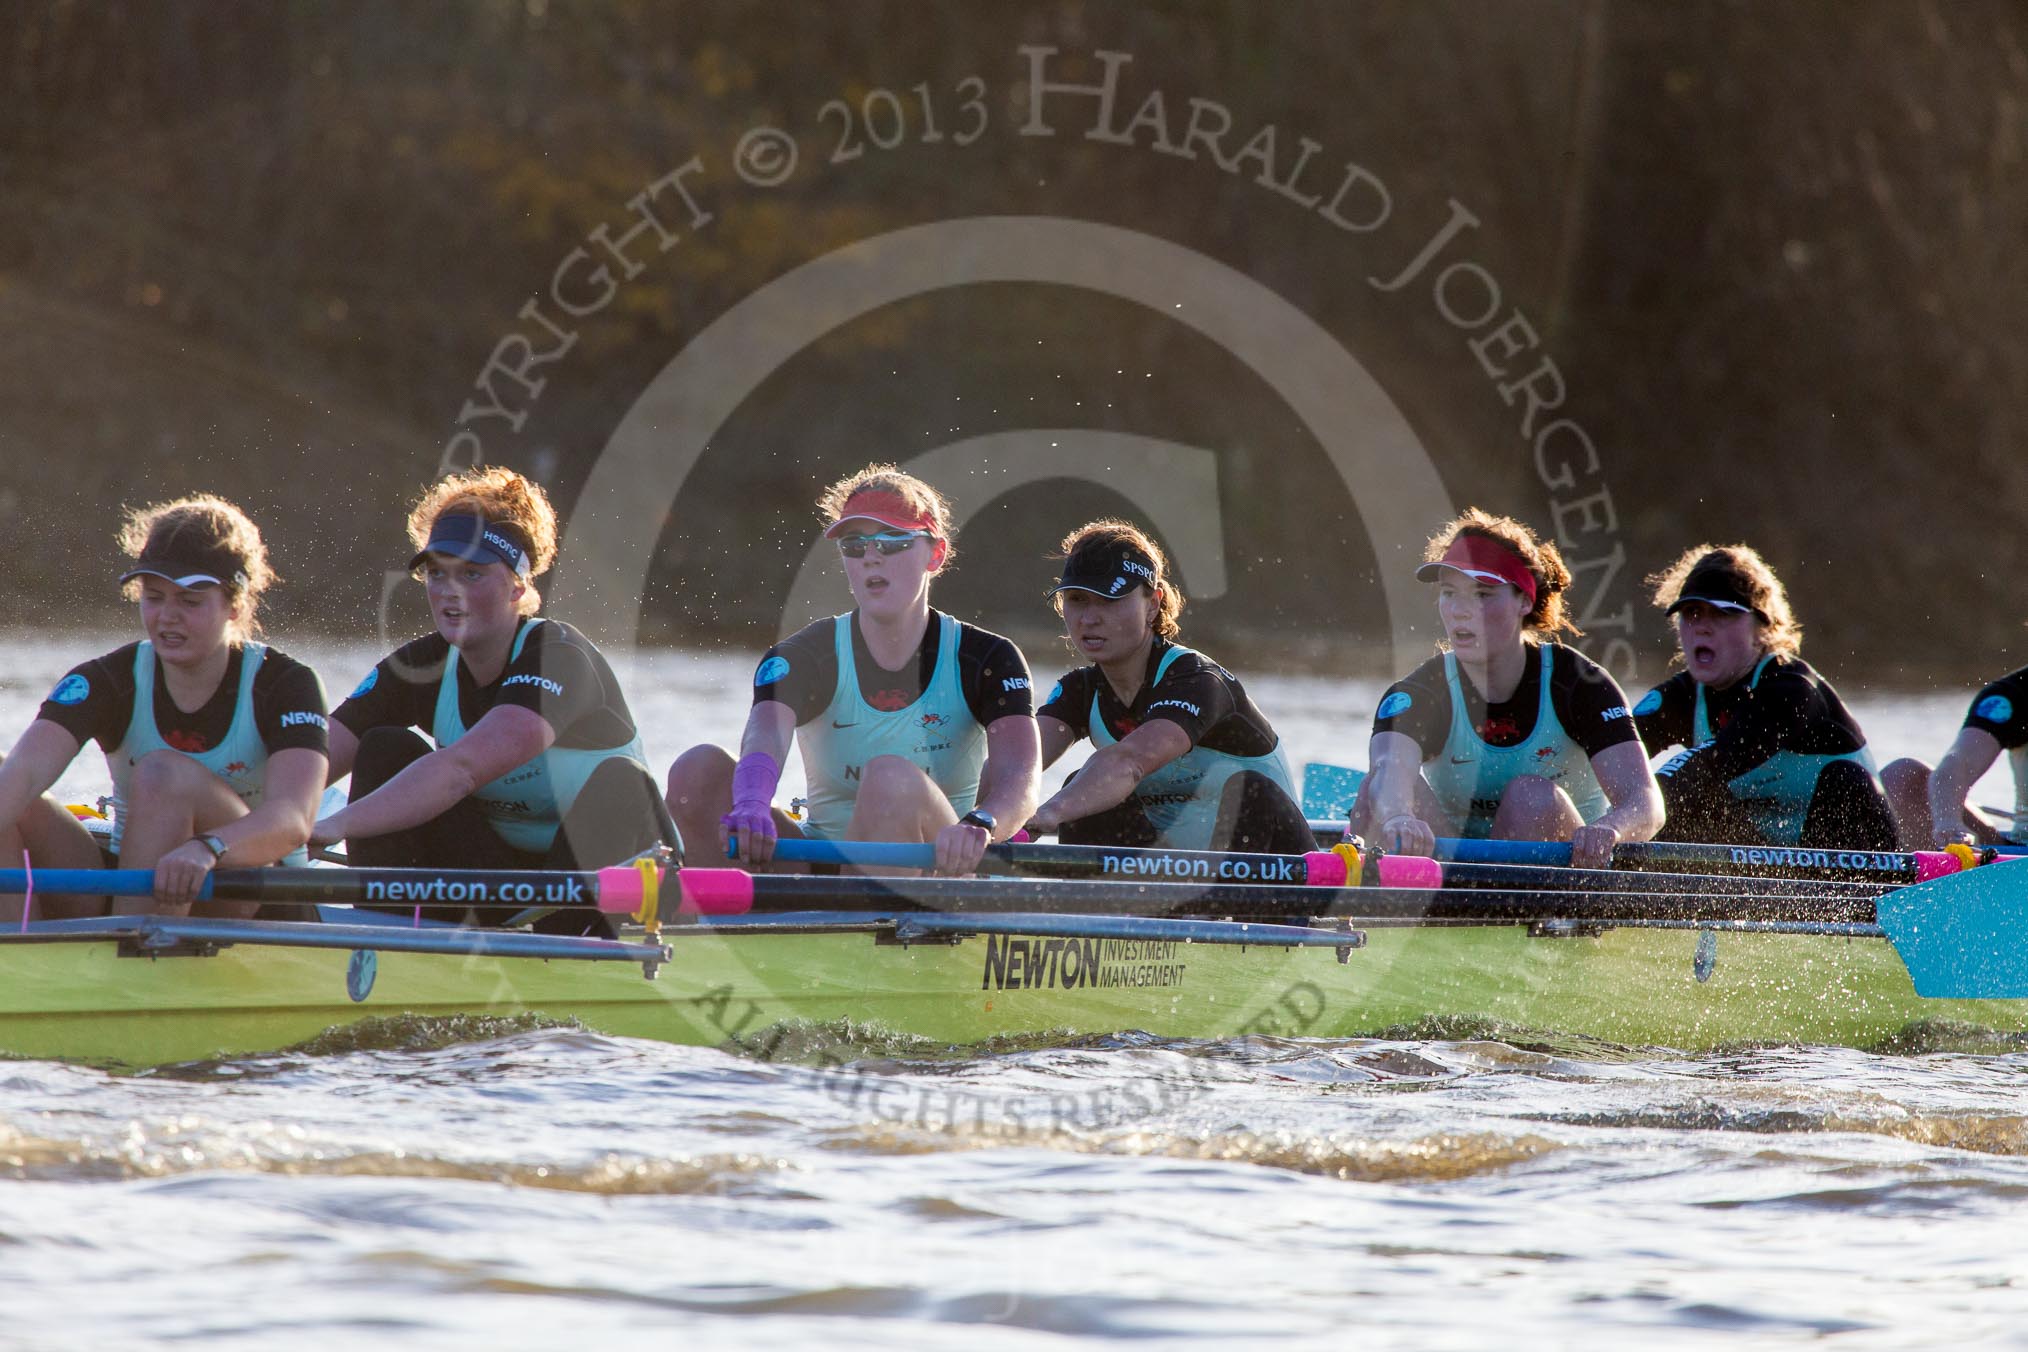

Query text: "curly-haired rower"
[1635, 544, 1897, 851]
[317, 467, 675, 925]
[0, 493, 328, 922]
[1348, 507, 1664, 868]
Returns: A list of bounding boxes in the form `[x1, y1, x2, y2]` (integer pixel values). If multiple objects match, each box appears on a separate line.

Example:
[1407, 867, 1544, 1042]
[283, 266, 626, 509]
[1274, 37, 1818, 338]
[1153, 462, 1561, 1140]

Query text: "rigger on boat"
[0, 831, 2023, 1067]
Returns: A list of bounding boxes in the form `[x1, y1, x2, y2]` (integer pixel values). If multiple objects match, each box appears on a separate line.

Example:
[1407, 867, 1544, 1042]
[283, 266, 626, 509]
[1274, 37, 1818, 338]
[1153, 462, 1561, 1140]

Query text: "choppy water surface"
[1, 634, 2023, 1349]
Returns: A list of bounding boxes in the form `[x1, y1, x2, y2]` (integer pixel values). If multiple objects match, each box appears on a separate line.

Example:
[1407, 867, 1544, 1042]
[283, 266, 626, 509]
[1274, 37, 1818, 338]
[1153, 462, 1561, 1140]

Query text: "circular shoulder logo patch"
[1044, 680, 1065, 707]
[49, 674, 89, 706]
[1633, 688, 1664, 717]
[1376, 690, 1413, 720]
[754, 655, 790, 687]
[348, 668, 379, 700]
[1974, 694, 2014, 726]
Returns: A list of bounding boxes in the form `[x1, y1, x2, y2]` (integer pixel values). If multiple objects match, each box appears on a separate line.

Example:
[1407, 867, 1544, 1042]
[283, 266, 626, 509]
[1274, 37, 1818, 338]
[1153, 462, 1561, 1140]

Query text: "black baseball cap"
[407, 513, 534, 577]
[119, 538, 248, 590]
[1665, 558, 1768, 621]
[1050, 537, 1160, 599]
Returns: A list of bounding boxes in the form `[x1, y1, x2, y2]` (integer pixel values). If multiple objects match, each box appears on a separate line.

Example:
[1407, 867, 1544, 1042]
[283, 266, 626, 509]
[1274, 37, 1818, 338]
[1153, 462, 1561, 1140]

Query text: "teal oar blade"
[1876, 859, 2028, 997]
[1300, 762, 1366, 819]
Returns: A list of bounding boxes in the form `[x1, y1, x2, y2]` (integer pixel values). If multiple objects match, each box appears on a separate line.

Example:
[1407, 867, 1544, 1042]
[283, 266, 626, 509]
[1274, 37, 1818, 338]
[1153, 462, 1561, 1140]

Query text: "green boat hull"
[5, 919, 2028, 1065]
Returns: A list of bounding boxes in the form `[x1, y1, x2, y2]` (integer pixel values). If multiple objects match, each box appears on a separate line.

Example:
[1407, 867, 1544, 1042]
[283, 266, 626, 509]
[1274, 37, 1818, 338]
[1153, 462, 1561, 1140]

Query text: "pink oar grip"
[678, 868, 756, 916]
[1374, 854, 1444, 889]
[1911, 851, 1963, 882]
[1301, 851, 1348, 887]
[596, 865, 647, 913]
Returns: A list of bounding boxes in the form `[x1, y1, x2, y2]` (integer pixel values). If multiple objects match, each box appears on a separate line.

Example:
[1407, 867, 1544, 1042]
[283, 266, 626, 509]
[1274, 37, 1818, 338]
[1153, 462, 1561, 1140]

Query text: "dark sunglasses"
[836, 530, 931, 558]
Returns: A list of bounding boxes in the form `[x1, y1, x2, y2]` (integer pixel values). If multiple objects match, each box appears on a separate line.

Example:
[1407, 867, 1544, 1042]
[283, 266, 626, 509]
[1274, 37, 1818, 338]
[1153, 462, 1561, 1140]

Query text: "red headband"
[820, 488, 939, 539]
[1413, 535, 1539, 603]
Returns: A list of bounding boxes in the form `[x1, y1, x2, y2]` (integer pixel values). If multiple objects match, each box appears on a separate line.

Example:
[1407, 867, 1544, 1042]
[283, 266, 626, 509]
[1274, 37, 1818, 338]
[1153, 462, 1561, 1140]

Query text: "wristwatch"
[193, 834, 229, 862]
[958, 809, 996, 834]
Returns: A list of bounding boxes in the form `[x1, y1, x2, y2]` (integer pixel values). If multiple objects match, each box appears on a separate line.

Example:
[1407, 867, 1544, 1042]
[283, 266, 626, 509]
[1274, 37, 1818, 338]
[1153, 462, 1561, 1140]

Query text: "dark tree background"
[1, 0, 2020, 690]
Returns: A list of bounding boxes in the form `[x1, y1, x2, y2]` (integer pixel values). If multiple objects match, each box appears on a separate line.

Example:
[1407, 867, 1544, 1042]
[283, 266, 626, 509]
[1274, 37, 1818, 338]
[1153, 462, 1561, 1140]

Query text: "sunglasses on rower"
[835, 530, 934, 558]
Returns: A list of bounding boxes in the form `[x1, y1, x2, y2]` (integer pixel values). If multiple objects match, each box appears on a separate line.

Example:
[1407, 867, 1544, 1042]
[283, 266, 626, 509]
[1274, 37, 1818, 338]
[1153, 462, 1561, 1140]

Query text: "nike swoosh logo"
[832, 720, 858, 729]
[1449, 755, 1474, 764]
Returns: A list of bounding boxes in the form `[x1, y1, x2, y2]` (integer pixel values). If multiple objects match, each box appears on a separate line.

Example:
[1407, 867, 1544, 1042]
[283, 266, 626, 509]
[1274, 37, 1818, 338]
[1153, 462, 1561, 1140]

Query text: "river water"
[1, 632, 2023, 1350]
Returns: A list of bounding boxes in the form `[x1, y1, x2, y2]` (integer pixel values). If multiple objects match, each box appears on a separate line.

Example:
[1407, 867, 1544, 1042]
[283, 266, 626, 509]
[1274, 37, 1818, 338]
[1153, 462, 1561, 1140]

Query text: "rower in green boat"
[1026, 520, 1311, 854]
[1880, 664, 2028, 849]
[1348, 508, 1663, 868]
[0, 495, 329, 920]
[314, 468, 674, 921]
[665, 464, 1040, 875]
[1634, 544, 1899, 850]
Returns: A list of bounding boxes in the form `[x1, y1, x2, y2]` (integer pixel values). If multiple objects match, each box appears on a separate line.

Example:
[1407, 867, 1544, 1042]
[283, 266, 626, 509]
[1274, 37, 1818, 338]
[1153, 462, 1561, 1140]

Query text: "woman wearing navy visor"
[1027, 521, 1312, 855]
[1348, 508, 1662, 868]
[664, 463, 1039, 876]
[315, 468, 674, 921]
[1881, 661, 2028, 849]
[0, 495, 328, 920]
[1635, 545, 1897, 850]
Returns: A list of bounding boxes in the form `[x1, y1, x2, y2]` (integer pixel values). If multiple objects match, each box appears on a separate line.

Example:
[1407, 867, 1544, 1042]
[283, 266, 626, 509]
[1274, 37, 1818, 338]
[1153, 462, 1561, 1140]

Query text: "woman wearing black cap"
[0, 494, 329, 919]
[315, 468, 674, 910]
[1028, 520, 1312, 854]
[1634, 544, 1897, 849]
[1348, 509, 1662, 868]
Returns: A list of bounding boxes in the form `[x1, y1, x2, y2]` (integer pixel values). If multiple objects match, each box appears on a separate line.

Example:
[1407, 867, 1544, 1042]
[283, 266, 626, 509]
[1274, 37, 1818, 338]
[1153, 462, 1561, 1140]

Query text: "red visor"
[821, 488, 939, 539]
[1413, 536, 1539, 603]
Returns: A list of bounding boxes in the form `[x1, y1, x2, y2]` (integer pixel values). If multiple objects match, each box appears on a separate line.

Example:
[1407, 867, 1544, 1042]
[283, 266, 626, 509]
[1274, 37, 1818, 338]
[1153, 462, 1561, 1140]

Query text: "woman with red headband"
[665, 464, 1040, 876]
[314, 468, 674, 923]
[1636, 545, 1897, 850]
[1348, 509, 1662, 867]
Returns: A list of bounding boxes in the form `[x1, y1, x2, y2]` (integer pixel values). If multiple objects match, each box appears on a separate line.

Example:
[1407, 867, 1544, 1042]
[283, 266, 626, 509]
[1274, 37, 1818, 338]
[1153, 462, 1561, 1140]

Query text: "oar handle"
[730, 837, 929, 868]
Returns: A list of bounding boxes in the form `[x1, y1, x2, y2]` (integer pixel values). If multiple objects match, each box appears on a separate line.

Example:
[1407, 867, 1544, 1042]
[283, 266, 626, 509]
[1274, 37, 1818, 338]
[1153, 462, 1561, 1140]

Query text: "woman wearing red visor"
[666, 464, 1040, 876]
[1635, 545, 1897, 850]
[1349, 509, 1662, 867]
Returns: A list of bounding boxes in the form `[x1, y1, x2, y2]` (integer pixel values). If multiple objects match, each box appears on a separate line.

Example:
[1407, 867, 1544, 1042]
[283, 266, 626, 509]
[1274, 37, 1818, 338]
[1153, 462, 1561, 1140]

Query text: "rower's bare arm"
[737, 700, 797, 767]
[212, 747, 327, 863]
[1588, 740, 1665, 843]
[1036, 714, 1080, 769]
[324, 706, 554, 841]
[1929, 727, 2003, 842]
[1366, 731, 1424, 822]
[0, 720, 84, 832]
[974, 714, 1042, 840]
[1031, 720, 1190, 832]
[324, 719, 359, 785]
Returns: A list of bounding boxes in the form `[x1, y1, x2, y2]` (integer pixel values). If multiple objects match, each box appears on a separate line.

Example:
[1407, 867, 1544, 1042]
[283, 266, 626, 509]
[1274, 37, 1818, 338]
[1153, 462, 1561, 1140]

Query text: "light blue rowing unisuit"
[432, 618, 649, 854]
[1423, 646, 1609, 838]
[798, 612, 985, 841]
[1086, 643, 1294, 847]
[1692, 653, 1878, 846]
[107, 640, 305, 864]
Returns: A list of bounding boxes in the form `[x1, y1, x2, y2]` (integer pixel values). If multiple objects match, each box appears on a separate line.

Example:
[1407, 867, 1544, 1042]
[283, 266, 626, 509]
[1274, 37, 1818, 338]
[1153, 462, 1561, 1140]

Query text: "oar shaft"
[1422, 837, 1980, 882]
[765, 837, 1332, 884]
[762, 838, 1882, 898]
[683, 869, 1882, 925]
[1372, 856, 1886, 899]
[0, 866, 606, 907]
